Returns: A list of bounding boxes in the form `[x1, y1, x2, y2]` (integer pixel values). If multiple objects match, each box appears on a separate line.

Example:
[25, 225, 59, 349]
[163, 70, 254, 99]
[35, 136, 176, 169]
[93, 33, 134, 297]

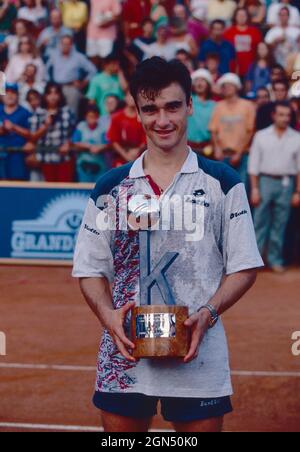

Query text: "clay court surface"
[0, 265, 299, 432]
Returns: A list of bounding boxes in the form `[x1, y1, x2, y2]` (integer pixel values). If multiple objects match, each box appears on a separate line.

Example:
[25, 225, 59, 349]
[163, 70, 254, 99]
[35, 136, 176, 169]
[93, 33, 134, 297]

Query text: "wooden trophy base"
[131, 305, 190, 359]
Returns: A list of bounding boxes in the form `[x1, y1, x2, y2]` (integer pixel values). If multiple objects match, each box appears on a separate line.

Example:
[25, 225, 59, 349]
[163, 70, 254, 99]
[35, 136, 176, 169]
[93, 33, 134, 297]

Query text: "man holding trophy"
[73, 57, 264, 433]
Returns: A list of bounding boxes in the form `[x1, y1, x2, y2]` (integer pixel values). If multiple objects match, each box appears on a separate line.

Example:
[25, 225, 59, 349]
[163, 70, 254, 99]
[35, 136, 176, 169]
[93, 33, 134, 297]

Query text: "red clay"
[0, 265, 299, 432]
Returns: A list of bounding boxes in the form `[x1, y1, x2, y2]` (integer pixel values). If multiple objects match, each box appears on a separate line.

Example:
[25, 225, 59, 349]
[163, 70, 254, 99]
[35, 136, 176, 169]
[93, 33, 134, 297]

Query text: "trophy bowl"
[131, 305, 190, 359]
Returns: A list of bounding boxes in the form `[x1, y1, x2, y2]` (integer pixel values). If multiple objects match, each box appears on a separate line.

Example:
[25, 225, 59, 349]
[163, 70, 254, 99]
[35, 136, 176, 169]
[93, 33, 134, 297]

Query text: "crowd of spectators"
[1, 0, 300, 270]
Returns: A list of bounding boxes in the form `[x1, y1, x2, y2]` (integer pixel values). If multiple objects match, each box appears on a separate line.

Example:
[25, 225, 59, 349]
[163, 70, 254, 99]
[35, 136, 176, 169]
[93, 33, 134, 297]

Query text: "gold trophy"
[128, 195, 190, 359]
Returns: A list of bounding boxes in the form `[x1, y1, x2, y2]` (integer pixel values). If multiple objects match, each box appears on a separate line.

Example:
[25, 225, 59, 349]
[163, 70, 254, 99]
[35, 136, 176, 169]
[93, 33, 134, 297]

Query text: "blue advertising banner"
[0, 182, 93, 265]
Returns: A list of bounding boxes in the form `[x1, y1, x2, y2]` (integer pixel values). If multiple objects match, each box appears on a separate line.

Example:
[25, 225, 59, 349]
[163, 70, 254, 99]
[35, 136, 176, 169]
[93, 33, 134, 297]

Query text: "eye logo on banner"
[11, 193, 87, 260]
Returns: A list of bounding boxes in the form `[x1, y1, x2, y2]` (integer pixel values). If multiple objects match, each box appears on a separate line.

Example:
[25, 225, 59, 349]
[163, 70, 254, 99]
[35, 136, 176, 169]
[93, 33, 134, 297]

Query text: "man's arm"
[184, 269, 257, 363]
[79, 277, 136, 362]
[0, 0, 9, 20]
[291, 172, 300, 208]
[3, 120, 31, 140]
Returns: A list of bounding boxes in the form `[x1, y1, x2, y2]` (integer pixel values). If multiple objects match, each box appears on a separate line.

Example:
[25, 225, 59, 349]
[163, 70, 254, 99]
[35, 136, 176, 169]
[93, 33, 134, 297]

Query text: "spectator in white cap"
[187, 69, 216, 155]
[210, 72, 256, 187]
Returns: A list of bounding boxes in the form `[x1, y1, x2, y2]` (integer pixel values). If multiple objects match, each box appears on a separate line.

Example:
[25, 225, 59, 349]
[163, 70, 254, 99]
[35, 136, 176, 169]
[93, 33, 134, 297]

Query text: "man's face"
[273, 83, 288, 101]
[61, 37, 73, 55]
[136, 82, 193, 152]
[193, 78, 209, 96]
[28, 93, 41, 110]
[271, 68, 285, 82]
[105, 61, 119, 75]
[51, 10, 62, 28]
[211, 23, 224, 41]
[105, 96, 118, 114]
[86, 111, 99, 128]
[157, 26, 168, 42]
[279, 9, 289, 26]
[143, 22, 154, 38]
[206, 56, 219, 72]
[273, 106, 291, 129]
[256, 89, 270, 107]
[221, 83, 238, 99]
[173, 4, 187, 20]
[4, 90, 18, 108]
[24, 64, 37, 80]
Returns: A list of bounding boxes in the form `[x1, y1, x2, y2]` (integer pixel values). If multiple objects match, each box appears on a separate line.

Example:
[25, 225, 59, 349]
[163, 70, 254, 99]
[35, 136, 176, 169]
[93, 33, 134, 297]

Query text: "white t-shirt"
[73, 149, 264, 397]
[145, 42, 178, 61]
[265, 26, 300, 66]
[267, 3, 300, 27]
[190, 0, 209, 21]
[17, 6, 48, 25]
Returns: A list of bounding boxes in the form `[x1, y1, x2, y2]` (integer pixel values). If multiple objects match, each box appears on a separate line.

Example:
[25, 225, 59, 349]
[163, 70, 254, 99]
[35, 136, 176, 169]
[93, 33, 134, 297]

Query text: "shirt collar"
[270, 125, 292, 137]
[129, 147, 199, 179]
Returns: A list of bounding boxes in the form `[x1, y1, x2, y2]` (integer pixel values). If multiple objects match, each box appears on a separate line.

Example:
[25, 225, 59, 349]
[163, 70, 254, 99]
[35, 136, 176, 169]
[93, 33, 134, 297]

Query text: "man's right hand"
[105, 301, 136, 362]
[214, 148, 224, 161]
[251, 188, 261, 207]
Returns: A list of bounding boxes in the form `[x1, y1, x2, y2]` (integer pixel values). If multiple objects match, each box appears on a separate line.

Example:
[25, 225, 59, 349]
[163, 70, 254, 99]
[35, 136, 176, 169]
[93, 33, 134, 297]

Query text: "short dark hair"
[279, 6, 290, 16]
[85, 104, 100, 116]
[205, 52, 220, 62]
[272, 79, 289, 90]
[272, 101, 292, 115]
[26, 89, 42, 102]
[210, 19, 226, 29]
[129, 57, 192, 107]
[142, 17, 154, 27]
[256, 87, 270, 96]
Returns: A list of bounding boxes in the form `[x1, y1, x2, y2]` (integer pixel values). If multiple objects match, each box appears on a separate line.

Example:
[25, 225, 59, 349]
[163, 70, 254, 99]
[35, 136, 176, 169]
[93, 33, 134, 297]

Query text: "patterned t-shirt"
[73, 149, 264, 398]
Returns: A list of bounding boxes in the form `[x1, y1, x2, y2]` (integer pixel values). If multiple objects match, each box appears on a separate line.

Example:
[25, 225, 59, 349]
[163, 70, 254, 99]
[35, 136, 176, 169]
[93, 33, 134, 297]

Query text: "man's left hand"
[291, 193, 300, 208]
[3, 120, 15, 133]
[230, 153, 242, 168]
[183, 309, 211, 363]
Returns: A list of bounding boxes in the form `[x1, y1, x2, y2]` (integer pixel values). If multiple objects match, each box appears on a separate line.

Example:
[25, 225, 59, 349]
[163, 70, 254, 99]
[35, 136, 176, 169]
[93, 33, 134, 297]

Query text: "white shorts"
[87, 39, 114, 58]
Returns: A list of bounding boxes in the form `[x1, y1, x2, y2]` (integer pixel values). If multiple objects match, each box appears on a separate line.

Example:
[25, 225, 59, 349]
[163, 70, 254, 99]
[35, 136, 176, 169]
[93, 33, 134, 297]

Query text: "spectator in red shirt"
[224, 7, 262, 78]
[107, 90, 146, 167]
[122, 0, 151, 42]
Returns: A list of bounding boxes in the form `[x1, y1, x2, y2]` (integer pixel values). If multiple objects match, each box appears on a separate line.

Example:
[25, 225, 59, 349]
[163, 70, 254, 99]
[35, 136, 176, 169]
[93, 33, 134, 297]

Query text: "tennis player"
[73, 57, 264, 433]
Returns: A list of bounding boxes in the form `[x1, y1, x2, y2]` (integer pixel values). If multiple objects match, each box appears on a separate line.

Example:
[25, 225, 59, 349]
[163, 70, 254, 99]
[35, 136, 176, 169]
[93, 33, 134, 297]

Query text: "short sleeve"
[223, 182, 264, 275]
[86, 77, 99, 102]
[72, 197, 114, 281]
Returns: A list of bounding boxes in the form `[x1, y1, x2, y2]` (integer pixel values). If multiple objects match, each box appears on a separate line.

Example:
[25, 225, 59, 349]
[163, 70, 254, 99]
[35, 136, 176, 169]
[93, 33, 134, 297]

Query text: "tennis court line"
[0, 363, 300, 377]
[0, 422, 173, 432]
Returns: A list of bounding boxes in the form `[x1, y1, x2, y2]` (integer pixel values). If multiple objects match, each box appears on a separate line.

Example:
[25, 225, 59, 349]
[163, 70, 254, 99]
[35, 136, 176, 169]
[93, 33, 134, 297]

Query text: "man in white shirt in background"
[267, 0, 300, 28]
[249, 101, 300, 273]
[265, 6, 300, 67]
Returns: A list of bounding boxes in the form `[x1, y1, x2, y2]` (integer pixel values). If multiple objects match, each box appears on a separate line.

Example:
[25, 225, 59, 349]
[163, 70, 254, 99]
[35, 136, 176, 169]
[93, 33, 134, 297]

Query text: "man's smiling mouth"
[154, 130, 175, 136]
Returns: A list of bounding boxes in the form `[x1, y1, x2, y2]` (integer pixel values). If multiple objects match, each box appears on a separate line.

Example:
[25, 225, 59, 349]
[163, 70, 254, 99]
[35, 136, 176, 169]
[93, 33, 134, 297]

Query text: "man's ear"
[187, 96, 193, 117]
[137, 110, 142, 123]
